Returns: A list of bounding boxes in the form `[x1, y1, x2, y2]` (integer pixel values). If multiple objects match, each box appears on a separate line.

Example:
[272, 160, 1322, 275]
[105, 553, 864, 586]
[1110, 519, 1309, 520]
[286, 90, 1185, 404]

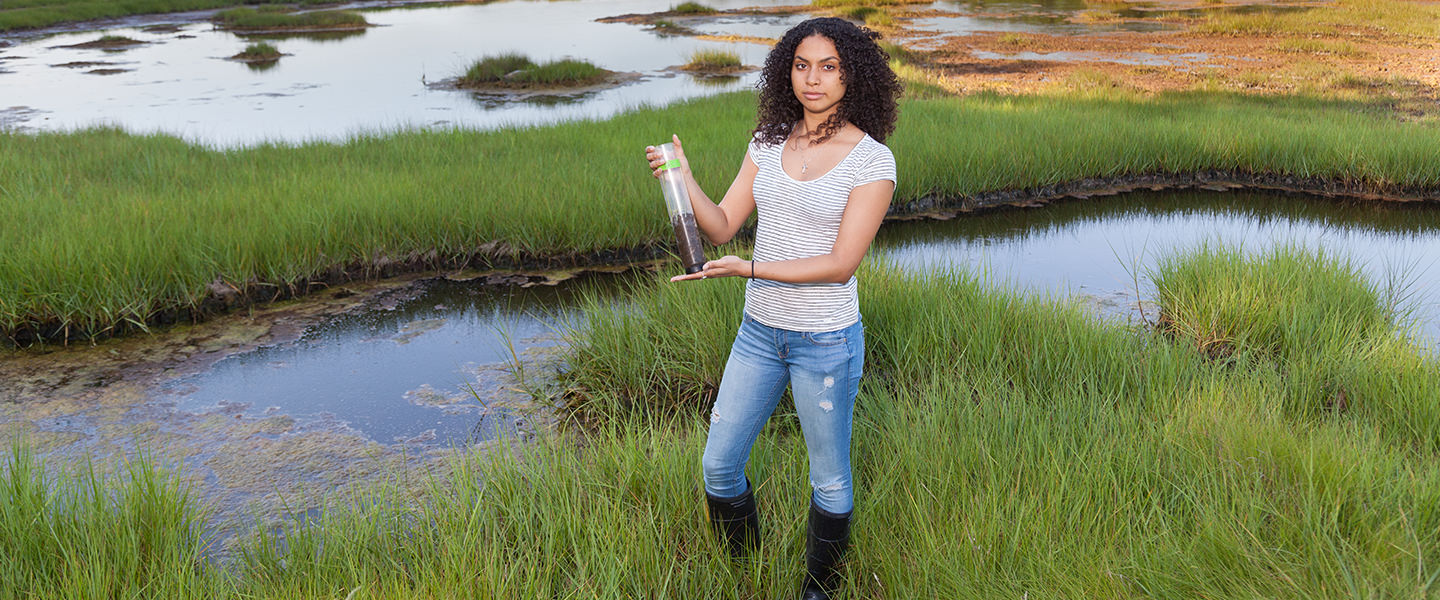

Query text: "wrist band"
[750, 260, 756, 279]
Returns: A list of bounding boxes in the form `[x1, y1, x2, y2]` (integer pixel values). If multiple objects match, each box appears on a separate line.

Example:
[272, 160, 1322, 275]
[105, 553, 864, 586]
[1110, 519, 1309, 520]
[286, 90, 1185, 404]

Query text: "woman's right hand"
[645, 134, 692, 179]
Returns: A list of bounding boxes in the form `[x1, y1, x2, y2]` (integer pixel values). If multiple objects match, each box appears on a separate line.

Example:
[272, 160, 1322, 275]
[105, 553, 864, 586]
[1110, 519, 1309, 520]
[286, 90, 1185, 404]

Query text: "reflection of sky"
[162, 273, 636, 446]
[0, 0, 801, 146]
[875, 192, 1440, 348]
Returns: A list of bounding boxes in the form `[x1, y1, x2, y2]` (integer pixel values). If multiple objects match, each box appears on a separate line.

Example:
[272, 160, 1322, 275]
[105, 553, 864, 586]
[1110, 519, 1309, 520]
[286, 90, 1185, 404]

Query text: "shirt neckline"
[778, 131, 870, 184]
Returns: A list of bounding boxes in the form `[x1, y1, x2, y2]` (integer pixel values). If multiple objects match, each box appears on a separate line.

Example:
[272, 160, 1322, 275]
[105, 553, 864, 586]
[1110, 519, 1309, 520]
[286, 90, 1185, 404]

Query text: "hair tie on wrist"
[750, 260, 756, 280]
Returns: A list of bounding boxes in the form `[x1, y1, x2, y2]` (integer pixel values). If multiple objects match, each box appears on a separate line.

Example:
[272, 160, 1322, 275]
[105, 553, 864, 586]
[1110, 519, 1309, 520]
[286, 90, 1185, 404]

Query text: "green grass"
[2, 90, 1440, 342]
[5, 247, 1437, 597]
[670, 1, 716, 14]
[0, 444, 216, 597]
[213, 7, 368, 32]
[458, 54, 607, 87]
[683, 49, 741, 71]
[232, 42, 281, 61]
[0, 0, 335, 32]
[459, 52, 534, 83]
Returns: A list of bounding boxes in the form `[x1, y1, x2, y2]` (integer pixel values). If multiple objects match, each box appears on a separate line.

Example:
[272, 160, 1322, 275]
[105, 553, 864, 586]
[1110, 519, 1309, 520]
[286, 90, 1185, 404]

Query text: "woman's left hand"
[670, 255, 751, 282]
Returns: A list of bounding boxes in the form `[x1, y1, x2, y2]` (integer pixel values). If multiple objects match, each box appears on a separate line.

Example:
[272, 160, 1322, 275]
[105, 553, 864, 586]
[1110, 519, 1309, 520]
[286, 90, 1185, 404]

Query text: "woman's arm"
[646, 135, 757, 245]
[670, 179, 895, 284]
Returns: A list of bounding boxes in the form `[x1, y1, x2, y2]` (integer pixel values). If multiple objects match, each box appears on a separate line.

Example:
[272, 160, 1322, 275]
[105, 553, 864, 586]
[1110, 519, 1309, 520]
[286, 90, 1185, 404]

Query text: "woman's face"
[790, 34, 845, 117]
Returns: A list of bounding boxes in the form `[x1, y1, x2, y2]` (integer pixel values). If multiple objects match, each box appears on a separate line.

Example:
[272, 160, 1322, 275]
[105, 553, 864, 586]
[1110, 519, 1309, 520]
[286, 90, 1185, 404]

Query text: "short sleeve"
[746, 137, 769, 169]
[854, 143, 896, 186]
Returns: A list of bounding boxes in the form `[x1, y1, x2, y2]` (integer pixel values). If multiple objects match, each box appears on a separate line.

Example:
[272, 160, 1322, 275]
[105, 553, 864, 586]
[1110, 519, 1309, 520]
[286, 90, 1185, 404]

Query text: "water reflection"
[0, 0, 793, 146]
[162, 269, 644, 446]
[875, 191, 1440, 345]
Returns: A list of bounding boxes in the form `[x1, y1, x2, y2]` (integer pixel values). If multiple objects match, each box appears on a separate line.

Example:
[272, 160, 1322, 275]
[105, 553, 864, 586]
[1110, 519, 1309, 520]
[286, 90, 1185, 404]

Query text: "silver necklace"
[791, 135, 816, 174]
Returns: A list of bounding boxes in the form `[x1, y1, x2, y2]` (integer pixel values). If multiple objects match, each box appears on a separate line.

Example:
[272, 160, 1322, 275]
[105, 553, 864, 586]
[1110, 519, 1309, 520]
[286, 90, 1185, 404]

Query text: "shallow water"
[875, 190, 1440, 347]
[0, 0, 1198, 145]
[160, 269, 642, 446]
[0, 0, 794, 146]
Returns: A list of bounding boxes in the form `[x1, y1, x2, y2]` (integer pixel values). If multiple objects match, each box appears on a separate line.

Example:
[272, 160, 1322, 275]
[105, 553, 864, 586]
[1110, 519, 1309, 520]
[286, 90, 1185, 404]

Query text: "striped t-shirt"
[743, 132, 897, 332]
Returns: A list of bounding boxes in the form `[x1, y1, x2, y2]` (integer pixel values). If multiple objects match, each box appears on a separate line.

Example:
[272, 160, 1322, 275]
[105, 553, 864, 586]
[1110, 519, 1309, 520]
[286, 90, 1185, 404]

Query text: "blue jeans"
[701, 314, 865, 515]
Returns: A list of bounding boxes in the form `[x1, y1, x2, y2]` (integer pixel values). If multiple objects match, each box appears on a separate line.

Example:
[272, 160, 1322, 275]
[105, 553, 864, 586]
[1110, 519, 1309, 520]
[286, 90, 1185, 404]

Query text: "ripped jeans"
[701, 313, 865, 515]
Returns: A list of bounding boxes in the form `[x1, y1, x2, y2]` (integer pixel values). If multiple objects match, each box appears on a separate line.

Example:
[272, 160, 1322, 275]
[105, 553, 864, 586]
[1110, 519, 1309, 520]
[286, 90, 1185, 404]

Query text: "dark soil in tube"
[672, 213, 706, 273]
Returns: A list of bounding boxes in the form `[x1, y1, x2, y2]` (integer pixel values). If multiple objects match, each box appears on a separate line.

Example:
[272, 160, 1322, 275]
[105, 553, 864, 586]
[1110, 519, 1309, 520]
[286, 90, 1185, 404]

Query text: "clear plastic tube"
[656, 142, 707, 274]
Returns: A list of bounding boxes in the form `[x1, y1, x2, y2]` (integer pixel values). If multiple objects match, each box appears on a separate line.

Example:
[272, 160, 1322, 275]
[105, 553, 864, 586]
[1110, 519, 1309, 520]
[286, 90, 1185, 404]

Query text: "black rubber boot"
[705, 480, 759, 557]
[800, 499, 851, 600]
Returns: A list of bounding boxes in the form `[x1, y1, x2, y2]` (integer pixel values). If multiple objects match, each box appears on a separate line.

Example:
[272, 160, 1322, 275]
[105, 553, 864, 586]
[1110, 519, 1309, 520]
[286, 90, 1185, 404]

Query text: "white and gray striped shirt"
[743, 133, 896, 332]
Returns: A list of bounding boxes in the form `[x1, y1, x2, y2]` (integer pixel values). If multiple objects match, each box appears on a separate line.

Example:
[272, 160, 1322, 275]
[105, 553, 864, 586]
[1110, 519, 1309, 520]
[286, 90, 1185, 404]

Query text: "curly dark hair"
[752, 17, 902, 146]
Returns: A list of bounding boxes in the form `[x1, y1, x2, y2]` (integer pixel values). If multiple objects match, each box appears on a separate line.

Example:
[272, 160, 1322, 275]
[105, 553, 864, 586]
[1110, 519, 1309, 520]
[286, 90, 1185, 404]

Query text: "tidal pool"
[160, 269, 643, 447]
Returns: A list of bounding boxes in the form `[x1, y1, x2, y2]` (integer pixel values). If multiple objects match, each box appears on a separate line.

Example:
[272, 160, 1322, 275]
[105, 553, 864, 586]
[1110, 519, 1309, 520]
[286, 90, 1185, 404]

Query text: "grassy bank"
[6, 247, 1437, 597]
[0, 0, 336, 32]
[213, 6, 367, 32]
[3, 90, 1440, 342]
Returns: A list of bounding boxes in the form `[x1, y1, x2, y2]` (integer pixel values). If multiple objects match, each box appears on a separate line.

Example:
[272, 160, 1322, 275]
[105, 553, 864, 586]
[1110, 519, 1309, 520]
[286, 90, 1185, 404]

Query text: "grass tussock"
[3, 90, 1440, 342]
[670, 1, 716, 14]
[214, 7, 367, 32]
[231, 42, 280, 61]
[9, 247, 1436, 597]
[1152, 245, 1440, 453]
[458, 54, 608, 87]
[682, 49, 742, 72]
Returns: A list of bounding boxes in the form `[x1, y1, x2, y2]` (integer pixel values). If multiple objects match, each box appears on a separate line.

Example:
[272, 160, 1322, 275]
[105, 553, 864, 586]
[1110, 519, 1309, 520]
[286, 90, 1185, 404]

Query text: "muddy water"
[875, 190, 1440, 347]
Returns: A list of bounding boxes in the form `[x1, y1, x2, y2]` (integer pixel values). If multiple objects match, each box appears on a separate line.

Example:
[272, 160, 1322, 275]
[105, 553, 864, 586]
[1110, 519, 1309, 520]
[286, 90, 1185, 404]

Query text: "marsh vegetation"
[230, 42, 281, 62]
[213, 7, 368, 33]
[457, 53, 610, 88]
[4, 88, 1440, 344]
[5, 246, 1437, 597]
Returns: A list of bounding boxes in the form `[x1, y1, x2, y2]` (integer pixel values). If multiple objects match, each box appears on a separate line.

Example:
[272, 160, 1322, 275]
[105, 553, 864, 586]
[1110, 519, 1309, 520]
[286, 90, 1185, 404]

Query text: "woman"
[645, 17, 901, 600]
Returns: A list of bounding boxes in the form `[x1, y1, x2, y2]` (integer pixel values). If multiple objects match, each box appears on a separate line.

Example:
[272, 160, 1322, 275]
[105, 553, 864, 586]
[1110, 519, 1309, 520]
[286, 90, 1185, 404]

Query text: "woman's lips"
[803, 92, 824, 100]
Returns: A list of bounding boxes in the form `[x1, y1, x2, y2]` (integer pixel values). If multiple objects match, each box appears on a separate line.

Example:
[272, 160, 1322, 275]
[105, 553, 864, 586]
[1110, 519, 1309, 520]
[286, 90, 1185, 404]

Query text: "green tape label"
[660, 159, 681, 171]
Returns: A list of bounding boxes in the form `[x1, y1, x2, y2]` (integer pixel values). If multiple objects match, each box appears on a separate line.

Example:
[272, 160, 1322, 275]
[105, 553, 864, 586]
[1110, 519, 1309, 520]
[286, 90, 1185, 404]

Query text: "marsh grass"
[4, 248, 1439, 597]
[214, 7, 368, 32]
[4, 90, 1440, 342]
[671, 1, 716, 14]
[683, 49, 741, 71]
[834, 5, 893, 26]
[1151, 245, 1440, 454]
[459, 54, 607, 87]
[232, 42, 281, 61]
[0, 444, 216, 597]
